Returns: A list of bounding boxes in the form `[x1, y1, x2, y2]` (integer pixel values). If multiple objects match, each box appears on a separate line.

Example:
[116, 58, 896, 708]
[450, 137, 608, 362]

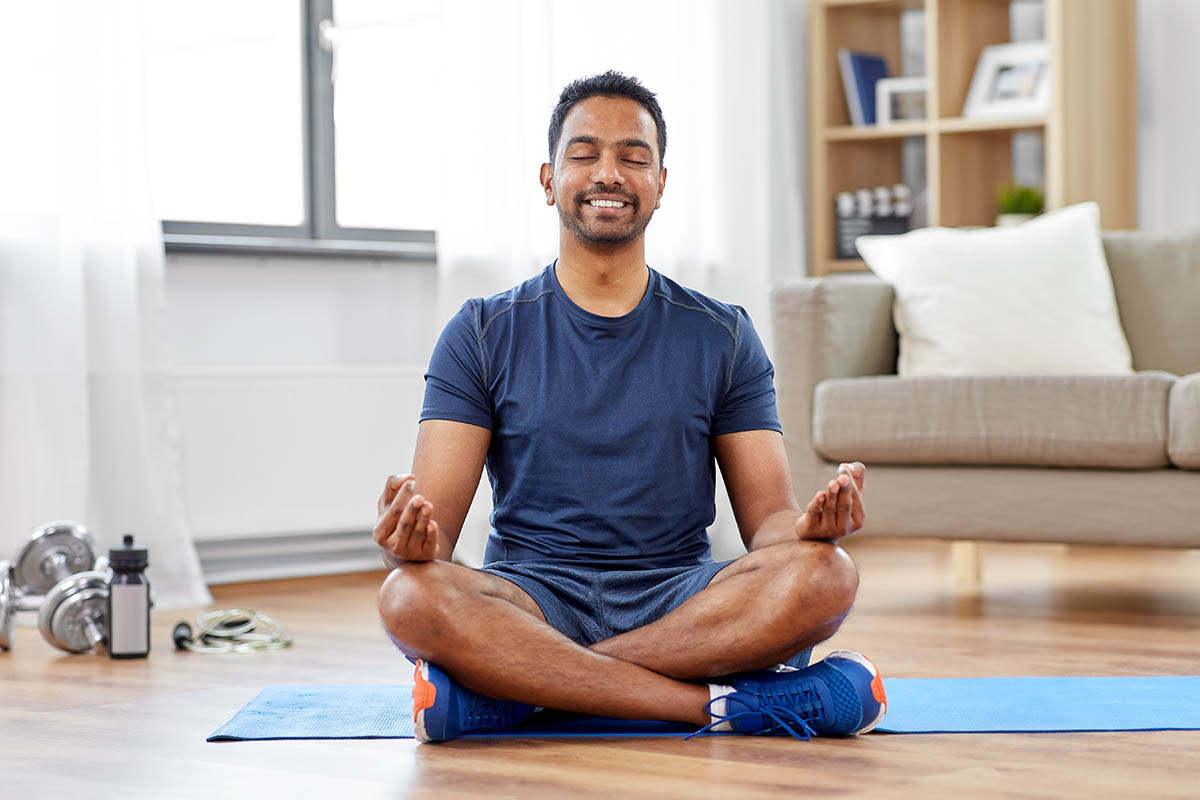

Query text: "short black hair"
[547, 71, 667, 166]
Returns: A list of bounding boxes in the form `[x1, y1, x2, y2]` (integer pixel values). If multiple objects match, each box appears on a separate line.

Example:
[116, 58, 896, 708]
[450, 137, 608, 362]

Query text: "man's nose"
[589, 153, 626, 186]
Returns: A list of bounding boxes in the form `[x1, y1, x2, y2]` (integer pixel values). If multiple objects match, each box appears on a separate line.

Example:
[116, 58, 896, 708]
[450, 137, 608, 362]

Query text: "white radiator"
[192, 528, 385, 585]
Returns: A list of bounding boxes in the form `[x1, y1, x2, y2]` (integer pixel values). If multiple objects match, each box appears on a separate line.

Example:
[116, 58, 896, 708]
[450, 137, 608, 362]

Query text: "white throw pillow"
[856, 202, 1133, 376]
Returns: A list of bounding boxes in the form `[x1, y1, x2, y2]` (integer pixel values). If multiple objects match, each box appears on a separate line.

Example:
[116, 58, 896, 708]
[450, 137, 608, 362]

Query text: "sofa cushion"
[854, 202, 1133, 377]
[1103, 231, 1200, 376]
[1168, 374, 1200, 469]
[812, 372, 1174, 468]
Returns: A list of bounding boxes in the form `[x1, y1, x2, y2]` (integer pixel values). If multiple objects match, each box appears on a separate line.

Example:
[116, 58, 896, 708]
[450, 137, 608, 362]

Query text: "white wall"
[169, 0, 1197, 578]
[1138, 0, 1200, 233]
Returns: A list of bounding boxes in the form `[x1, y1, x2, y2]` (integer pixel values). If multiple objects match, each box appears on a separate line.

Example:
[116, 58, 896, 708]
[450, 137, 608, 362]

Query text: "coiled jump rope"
[172, 608, 293, 653]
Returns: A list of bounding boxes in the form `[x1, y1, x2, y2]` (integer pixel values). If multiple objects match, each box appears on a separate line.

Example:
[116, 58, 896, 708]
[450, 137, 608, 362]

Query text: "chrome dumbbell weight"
[1, 522, 97, 652]
[0, 561, 44, 650]
[38, 570, 110, 654]
[1, 554, 104, 652]
[14, 521, 97, 596]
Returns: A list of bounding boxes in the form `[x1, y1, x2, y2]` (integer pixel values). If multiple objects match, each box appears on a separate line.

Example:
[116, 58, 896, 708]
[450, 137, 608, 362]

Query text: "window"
[149, 0, 436, 259]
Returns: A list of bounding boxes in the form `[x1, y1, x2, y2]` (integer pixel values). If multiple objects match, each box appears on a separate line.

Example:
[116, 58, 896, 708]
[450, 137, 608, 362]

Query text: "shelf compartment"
[936, 128, 1029, 228]
[819, 3, 907, 128]
[934, 0, 1012, 119]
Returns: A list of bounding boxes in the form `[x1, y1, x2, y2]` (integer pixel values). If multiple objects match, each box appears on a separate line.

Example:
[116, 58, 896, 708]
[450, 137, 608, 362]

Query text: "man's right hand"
[374, 473, 439, 563]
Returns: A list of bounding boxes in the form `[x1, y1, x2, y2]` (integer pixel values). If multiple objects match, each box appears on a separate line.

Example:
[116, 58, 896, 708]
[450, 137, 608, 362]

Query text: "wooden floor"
[3, 538, 1199, 798]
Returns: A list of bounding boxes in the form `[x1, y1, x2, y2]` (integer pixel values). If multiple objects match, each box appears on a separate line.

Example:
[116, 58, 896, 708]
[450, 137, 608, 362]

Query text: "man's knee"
[378, 560, 455, 655]
[778, 541, 859, 618]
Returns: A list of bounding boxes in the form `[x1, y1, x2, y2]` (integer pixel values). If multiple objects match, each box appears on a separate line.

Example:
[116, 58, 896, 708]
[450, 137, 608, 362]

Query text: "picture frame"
[962, 40, 1051, 119]
[875, 77, 928, 126]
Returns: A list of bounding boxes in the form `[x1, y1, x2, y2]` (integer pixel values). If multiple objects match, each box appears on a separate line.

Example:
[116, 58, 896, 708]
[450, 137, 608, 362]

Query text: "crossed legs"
[378, 540, 858, 727]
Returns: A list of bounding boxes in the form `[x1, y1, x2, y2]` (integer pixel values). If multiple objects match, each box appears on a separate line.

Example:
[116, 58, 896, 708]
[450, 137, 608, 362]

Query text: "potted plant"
[995, 184, 1044, 226]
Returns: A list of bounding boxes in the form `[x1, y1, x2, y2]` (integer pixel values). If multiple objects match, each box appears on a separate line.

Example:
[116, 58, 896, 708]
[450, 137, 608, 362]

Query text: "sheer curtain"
[432, 0, 808, 563]
[0, 1, 210, 609]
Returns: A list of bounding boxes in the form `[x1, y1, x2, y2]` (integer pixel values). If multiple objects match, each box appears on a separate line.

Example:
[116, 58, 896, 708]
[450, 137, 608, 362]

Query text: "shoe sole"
[827, 649, 888, 734]
[413, 659, 436, 742]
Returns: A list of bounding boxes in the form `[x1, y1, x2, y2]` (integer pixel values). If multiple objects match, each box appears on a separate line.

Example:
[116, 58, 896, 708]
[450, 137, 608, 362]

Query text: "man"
[375, 71, 885, 743]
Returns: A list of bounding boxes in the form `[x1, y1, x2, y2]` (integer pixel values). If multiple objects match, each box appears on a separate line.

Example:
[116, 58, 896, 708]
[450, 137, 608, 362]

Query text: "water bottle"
[107, 534, 150, 659]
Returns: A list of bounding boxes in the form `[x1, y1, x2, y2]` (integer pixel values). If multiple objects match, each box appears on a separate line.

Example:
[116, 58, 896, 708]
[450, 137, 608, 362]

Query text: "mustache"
[575, 189, 637, 207]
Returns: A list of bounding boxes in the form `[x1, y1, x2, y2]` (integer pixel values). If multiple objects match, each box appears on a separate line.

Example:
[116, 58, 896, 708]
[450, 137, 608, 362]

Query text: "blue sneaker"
[412, 659, 535, 742]
[695, 650, 887, 739]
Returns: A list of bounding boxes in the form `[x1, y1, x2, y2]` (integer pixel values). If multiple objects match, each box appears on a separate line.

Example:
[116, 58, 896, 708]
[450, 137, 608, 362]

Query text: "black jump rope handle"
[172, 622, 193, 649]
[173, 617, 255, 649]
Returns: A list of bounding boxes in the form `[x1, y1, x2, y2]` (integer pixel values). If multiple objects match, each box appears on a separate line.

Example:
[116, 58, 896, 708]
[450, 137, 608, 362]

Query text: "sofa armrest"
[770, 274, 898, 478]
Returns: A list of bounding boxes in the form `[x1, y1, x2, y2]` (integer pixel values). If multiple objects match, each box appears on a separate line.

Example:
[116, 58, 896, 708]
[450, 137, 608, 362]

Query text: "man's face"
[542, 96, 666, 247]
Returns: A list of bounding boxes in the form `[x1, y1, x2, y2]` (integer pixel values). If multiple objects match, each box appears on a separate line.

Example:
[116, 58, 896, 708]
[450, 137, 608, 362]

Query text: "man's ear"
[656, 166, 667, 209]
[539, 163, 555, 206]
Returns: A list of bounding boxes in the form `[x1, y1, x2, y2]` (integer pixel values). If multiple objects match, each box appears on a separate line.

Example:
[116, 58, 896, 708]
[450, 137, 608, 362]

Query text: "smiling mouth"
[585, 198, 632, 210]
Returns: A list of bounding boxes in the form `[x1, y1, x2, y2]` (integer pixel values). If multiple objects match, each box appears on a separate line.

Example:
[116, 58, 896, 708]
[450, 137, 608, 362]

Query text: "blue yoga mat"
[207, 677, 1200, 741]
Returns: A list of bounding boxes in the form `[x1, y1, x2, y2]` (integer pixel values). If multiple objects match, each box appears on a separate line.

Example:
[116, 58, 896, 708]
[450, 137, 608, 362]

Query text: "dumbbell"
[3, 562, 120, 655]
[39, 570, 110, 653]
[15, 521, 97, 596]
[0, 561, 39, 650]
[0, 521, 97, 652]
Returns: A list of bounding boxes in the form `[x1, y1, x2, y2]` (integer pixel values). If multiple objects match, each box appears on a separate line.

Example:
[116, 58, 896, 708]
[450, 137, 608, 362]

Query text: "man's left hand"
[794, 462, 866, 541]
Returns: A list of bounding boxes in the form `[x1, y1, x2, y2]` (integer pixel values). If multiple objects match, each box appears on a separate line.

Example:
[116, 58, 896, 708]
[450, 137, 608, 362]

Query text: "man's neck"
[555, 236, 649, 318]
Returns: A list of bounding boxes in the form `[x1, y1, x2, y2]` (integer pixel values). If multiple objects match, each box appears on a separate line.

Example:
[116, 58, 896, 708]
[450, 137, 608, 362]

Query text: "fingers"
[798, 464, 867, 541]
[373, 475, 437, 560]
[835, 464, 866, 531]
[376, 477, 416, 537]
[378, 473, 414, 516]
[834, 473, 854, 532]
[396, 497, 437, 561]
[409, 498, 433, 547]
[389, 492, 434, 555]
[421, 520, 440, 560]
[805, 489, 826, 518]
[824, 475, 844, 533]
[838, 462, 866, 494]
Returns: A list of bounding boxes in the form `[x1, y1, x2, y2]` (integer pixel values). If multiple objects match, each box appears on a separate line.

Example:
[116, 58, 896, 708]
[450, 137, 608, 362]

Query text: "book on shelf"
[837, 48, 889, 126]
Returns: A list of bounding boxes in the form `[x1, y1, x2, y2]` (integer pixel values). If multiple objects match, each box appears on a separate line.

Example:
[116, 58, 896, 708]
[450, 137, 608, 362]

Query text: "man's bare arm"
[374, 419, 491, 567]
[713, 430, 865, 551]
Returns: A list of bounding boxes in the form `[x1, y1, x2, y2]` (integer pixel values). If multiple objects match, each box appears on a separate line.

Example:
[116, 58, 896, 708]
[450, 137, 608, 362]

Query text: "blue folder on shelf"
[838, 48, 889, 126]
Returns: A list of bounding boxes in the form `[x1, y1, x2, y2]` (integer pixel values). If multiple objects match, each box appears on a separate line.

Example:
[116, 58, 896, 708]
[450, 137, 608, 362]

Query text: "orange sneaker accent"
[870, 671, 887, 705]
[413, 660, 437, 723]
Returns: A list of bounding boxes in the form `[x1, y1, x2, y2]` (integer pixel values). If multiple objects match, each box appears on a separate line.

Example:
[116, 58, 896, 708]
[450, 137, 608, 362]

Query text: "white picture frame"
[962, 40, 1051, 119]
[875, 77, 928, 126]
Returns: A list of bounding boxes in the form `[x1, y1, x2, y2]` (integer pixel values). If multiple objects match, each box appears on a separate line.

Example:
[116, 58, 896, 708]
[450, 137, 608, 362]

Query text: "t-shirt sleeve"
[711, 307, 782, 436]
[420, 300, 493, 429]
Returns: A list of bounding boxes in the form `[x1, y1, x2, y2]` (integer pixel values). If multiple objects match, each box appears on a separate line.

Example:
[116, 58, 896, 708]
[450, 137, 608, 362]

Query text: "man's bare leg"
[379, 560, 712, 726]
[590, 540, 858, 679]
[378, 540, 856, 726]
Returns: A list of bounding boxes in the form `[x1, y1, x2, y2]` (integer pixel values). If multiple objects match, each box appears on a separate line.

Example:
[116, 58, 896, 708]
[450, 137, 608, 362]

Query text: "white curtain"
[432, 0, 808, 563]
[0, 1, 210, 609]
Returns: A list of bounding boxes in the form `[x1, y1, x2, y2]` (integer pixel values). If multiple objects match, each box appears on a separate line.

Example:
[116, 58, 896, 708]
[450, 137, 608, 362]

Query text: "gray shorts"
[480, 559, 812, 671]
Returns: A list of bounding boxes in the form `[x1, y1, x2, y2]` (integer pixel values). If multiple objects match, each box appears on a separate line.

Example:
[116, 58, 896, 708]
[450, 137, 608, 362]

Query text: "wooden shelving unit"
[808, 0, 1138, 276]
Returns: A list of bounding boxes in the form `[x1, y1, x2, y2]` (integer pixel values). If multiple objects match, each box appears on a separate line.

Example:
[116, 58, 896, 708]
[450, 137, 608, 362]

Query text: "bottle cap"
[109, 534, 148, 570]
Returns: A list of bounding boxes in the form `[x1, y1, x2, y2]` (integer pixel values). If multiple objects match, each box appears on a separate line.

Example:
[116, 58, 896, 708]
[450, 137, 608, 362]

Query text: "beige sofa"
[770, 230, 1200, 550]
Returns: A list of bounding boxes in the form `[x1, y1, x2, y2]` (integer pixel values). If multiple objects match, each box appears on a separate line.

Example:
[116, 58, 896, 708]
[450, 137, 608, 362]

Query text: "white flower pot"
[995, 213, 1037, 226]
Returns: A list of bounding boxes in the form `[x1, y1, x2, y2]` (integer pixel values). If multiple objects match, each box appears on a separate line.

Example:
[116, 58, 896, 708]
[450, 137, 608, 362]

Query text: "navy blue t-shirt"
[421, 263, 781, 568]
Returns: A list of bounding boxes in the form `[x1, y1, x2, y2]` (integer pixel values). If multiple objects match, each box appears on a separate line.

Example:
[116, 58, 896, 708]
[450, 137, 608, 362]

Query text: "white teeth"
[588, 199, 626, 208]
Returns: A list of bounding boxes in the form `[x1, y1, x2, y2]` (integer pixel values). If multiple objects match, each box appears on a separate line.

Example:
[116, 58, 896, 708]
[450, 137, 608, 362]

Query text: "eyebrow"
[564, 136, 654, 155]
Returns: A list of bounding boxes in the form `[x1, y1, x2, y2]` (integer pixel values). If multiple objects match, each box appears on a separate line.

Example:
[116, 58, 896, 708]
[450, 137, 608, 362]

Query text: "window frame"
[161, 0, 435, 260]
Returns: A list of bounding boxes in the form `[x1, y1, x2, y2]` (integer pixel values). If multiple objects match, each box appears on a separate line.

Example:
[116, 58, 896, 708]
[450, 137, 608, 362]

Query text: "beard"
[557, 188, 656, 246]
